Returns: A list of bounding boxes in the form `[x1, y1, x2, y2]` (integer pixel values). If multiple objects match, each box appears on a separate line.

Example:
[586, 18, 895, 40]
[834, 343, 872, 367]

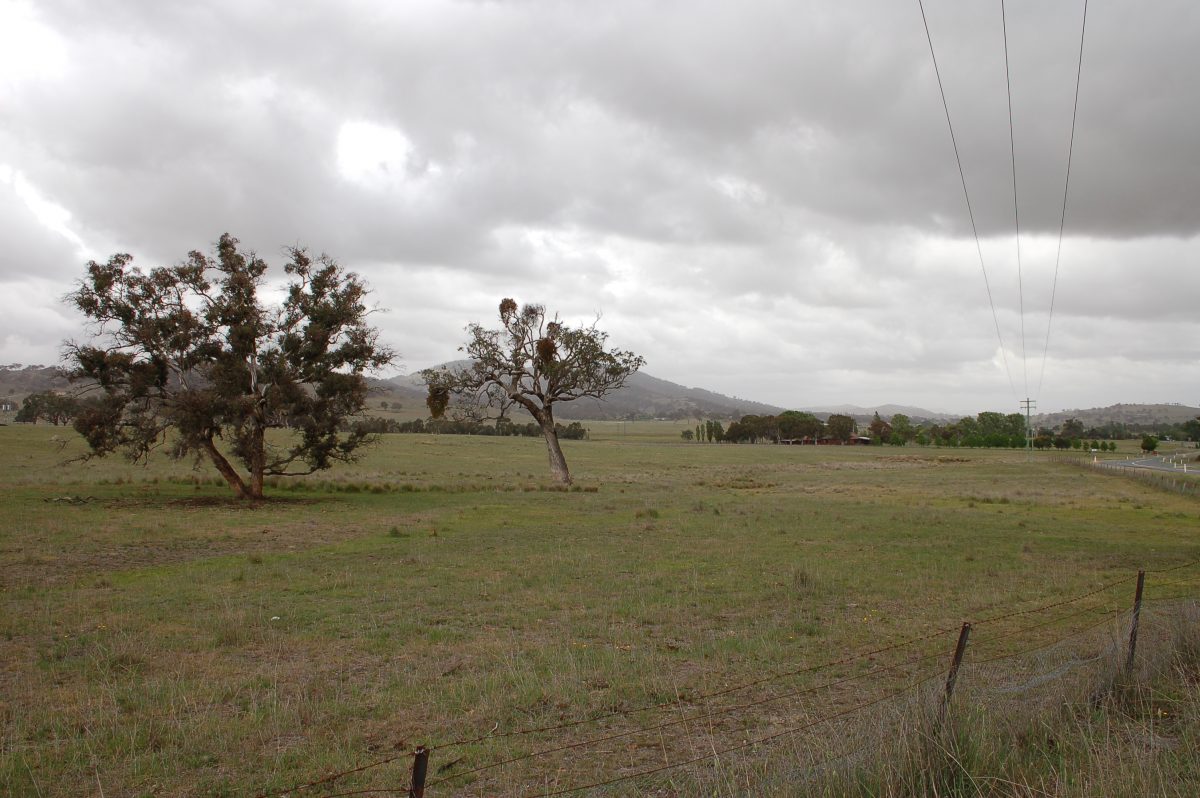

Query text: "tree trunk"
[248, 419, 266, 500]
[202, 437, 251, 499]
[539, 412, 572, 485]
[248, 356, 266, 500]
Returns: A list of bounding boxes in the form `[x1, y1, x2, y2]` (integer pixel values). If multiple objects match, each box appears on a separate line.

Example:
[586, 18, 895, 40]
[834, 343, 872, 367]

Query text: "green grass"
[1, 424, 1198, 796]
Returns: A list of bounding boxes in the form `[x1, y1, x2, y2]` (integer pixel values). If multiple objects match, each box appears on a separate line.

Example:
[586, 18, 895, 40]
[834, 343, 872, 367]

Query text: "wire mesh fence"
[257, 563, 1200, 798]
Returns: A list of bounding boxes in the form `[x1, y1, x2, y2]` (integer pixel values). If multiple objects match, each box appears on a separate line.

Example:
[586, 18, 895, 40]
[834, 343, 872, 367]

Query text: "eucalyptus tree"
[65, 234, 394, 499]
[423, 299, 643, 484]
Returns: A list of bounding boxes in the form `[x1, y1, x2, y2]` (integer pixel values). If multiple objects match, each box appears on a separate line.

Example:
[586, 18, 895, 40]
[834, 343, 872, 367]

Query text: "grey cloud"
[3, 0, 1197, 411]
[21, 0, 1199, 255]
[0, 179, 81, 281]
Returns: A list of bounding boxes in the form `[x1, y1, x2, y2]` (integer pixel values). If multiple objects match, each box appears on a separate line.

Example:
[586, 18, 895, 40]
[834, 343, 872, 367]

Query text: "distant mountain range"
[0, 365, 72, 396]
[383, 366, 966, 423]
[380, 365, 786, 421]
[801, 403, 957, 422]
[1032, 403, 1200, 430]
[3, 362, 1196, 428]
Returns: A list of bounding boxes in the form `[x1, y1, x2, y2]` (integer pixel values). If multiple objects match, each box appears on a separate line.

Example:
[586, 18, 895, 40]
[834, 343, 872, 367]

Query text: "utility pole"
[1020, 398, 1036, 460]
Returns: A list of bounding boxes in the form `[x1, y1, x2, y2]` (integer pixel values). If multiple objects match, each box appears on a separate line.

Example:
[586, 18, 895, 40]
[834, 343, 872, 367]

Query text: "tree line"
[352, 416, 588, 440]
[13, 391, 81, 425]
[691, 412, 856, 444]
[704, 409, 1197, 451]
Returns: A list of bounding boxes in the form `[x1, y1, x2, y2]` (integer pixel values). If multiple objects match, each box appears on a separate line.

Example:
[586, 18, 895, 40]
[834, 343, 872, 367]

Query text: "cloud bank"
[2, 0, 1197, 414]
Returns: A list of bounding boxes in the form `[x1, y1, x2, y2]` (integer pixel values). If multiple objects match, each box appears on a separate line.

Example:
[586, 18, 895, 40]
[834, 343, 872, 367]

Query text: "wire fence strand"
[524, 669, 947, 798]
[426, 639, 955, 790]
[256, 562, 1195, 798]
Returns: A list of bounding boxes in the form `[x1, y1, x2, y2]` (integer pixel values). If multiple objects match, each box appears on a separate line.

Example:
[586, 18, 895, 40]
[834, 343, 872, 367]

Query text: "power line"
[1037, 0, 1089, 398]
[1001, 0, 1029, 398]
[916, 0, 1017, 400]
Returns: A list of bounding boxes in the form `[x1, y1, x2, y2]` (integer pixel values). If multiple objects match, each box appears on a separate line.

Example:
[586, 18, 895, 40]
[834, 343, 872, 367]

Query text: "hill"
[0, 365, 73, 400]
[381, 366, 786, 421]
[804, 403, 956, 423]
[1034, 403, 1200, 432]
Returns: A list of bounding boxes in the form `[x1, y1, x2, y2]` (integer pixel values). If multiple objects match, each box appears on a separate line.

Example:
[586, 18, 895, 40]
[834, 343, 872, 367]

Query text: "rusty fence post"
[938, 622, 972, 724]
[1125, 570, 1146, 673]
[409, 746, 429, 798]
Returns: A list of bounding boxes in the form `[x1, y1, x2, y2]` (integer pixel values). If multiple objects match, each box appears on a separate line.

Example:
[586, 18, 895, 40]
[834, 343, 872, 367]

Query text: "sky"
[1, 0, 1197, 417]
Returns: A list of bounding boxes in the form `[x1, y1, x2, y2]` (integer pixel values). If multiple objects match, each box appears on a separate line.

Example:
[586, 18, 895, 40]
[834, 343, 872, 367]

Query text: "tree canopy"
[826, 413, 856, 442]
[65, 234, 394, 498]
[423, 299, 643, 484]
[15, 391, 80, 425]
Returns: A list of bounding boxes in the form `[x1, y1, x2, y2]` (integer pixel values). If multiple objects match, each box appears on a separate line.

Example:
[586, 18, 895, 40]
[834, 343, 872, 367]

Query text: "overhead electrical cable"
[1001, 0, 1029, 397]
[917, 0, 1018, 400]
[1037, 0, 1089, 398]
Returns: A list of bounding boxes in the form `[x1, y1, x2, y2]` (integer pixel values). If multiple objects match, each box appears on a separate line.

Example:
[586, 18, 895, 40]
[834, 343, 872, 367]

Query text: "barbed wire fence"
[255, 561, 1199, 798]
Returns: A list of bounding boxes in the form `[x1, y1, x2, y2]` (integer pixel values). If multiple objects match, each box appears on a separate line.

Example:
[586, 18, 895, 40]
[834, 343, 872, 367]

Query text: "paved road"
[1101, 452, 1197, 474]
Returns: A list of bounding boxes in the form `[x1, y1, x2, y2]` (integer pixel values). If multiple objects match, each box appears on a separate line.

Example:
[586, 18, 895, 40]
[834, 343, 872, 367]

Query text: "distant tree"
[1053, 436, 1071, 450]
[1004, 412, 1027, 439]
[380, 400, 389, 410]
[422, 299, 643, 484]
[976, 411, 1006, 439]
[1033, 435, 1052, 450]
[868, 412, 889, 441]
[65, 234, 395, 499]
[1071, 438, 1082, 450]
[15, 391, 79, 425]
[826, 414, 855, 442]
[890, 413, 913, 442]
[1060, 417, 1085, 440]
[1183, 417, 1200, 442]
[779, 410, 822, 440]
[733, 414, 779, 443]
[680, 429, 694, 441]
[723, 420, 750, 443]
[1141, 435, 1158, 453]
[981, 431, 1006, 448]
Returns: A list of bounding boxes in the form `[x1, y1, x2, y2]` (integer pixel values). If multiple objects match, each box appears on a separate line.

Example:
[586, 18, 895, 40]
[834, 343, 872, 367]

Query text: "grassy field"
[1, 424, 1198, 797]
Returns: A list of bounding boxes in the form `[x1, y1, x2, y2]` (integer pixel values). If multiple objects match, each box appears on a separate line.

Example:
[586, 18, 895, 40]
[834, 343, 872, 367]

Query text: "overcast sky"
[2, 0, 1197, 416]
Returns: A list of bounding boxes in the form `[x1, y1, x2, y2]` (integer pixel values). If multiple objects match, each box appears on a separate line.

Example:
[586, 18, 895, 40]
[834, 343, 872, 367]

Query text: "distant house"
[781, 435, 872, 446]
[0, 400, 15, 412]
[813, 436, 872, 446]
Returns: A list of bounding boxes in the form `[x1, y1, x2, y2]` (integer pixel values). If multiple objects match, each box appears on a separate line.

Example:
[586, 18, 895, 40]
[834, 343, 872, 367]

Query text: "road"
[1100, 451, 1197, 474]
